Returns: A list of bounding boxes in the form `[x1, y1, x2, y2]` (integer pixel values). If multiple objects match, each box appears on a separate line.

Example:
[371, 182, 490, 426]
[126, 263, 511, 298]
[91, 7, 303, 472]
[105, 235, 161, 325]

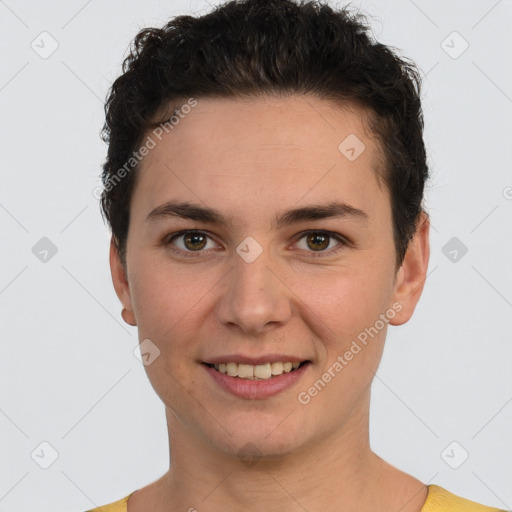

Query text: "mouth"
[202, 360, 311, 380]
[201, 359, 312, 399]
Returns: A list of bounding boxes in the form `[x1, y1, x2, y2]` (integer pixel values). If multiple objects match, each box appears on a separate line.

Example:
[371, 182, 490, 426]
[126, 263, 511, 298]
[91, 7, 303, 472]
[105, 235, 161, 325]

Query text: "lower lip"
[202, 362, 311, 400]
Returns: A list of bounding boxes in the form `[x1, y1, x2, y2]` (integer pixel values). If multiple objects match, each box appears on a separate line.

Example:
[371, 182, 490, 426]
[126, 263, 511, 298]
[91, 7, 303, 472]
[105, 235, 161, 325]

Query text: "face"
[111, 95, 429, 460]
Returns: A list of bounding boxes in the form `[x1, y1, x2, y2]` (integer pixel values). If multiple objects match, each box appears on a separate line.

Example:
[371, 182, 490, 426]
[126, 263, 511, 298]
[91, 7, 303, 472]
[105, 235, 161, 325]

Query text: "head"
[104, 0, 430, 461]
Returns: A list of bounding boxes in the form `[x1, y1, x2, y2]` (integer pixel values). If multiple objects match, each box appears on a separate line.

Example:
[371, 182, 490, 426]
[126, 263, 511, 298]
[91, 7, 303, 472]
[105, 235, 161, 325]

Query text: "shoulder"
[422, 485, 509, 512]
[83, 490, 137, 512]
[81, 485, 509, 512]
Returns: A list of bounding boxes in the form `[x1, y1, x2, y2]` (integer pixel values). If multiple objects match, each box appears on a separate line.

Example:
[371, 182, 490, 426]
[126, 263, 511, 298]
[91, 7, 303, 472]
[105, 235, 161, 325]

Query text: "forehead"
[130, 95, 388, 229]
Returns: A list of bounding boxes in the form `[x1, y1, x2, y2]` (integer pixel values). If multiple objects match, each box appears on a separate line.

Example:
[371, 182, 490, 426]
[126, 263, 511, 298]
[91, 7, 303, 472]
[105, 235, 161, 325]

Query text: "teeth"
[271, 362, 283, 375]
[226, 362, 238, 377]
[212, 361, 303, 379]
[237, 364, 254, 379]
[254, 363, 271, 379]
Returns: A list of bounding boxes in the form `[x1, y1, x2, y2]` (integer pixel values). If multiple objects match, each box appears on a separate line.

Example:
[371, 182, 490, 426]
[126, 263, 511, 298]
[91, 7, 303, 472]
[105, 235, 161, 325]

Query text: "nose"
[215, 248, 293, 335]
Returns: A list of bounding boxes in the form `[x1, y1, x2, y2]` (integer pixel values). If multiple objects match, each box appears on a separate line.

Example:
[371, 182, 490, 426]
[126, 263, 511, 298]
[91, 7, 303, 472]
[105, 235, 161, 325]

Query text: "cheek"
[297, 264, 393, 333]
[129, 264, 202, 403]
[130, 258, 207, 329]
[301, 268, 395, 387]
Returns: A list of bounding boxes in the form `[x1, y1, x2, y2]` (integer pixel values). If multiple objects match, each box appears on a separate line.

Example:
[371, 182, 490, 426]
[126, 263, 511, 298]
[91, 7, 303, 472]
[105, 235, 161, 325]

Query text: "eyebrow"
[145, 200, 368, 229]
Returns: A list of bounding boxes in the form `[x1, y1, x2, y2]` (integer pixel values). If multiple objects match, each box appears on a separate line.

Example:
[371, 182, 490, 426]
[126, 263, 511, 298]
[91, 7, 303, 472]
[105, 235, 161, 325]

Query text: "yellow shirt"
[85, 485, 508, 511]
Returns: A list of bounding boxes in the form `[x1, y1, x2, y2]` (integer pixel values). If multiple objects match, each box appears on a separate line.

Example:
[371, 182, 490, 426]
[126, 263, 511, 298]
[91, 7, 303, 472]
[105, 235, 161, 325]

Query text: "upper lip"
[203, 354, 310, 366]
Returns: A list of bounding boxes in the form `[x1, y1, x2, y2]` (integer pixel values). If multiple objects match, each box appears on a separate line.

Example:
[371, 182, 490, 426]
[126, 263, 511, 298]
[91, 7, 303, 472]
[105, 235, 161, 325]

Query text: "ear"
[109, 237, 136, 326]
[389, 211, 430, 326]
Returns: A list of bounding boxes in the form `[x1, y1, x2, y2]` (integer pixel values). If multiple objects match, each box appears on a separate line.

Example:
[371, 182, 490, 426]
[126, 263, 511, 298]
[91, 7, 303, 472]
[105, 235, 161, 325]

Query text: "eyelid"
[291, 230, 349, 258]
[164, 229, 349, 258]
[165, 229, 221, 257]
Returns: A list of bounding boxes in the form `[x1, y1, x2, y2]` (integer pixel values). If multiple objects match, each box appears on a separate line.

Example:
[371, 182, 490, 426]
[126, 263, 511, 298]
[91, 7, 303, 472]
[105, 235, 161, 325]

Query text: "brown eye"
[183, 232, 207, 251]
[306, 232, 330, 251]
[295, 230, 348, 258]
[166, 230, 217, 254]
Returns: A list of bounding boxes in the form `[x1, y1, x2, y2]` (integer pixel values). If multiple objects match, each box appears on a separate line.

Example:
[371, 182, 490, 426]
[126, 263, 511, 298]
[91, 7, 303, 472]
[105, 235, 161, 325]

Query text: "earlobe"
[109, 237, 137, 326]
[121, 307, 136, 326]
[389, 211, 430, 326]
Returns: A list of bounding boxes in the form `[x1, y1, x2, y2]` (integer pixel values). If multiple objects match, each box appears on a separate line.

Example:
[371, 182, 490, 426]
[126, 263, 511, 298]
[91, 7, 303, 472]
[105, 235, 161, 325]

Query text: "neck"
[128, 402, 428, 512]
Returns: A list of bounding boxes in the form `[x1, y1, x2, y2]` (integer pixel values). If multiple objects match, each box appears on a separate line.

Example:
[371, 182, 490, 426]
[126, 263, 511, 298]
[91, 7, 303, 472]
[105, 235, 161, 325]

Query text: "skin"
[110, 95, 431, 512]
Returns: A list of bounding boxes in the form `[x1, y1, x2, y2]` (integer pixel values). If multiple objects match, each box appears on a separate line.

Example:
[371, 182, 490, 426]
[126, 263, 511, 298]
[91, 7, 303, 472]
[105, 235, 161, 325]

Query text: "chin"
[204, 413, 306, 461]
[219, 436, 299, 463]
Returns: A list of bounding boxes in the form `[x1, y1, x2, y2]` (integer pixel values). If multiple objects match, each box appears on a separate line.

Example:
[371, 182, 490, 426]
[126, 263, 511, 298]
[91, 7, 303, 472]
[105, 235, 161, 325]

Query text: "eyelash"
[163, 229, 349, 259]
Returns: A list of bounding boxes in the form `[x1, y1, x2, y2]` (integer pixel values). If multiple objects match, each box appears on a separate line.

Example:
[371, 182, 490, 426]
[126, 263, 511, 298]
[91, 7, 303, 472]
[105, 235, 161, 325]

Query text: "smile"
[202, 360, 311, 399]
[205, 361, 305, 379]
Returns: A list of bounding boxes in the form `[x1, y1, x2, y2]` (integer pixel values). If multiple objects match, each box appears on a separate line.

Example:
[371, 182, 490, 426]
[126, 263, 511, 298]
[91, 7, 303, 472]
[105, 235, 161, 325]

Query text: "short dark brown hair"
[100, 0, 429, 270]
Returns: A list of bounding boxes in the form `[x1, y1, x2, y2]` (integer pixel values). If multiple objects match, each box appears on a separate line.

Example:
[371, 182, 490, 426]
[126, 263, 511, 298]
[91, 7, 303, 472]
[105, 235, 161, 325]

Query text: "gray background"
[1, 0, 511, 510]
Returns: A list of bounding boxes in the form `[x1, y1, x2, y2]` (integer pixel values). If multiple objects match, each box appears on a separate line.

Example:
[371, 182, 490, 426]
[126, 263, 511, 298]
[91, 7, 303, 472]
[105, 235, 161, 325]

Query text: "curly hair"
[100, 0, 429, 270]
